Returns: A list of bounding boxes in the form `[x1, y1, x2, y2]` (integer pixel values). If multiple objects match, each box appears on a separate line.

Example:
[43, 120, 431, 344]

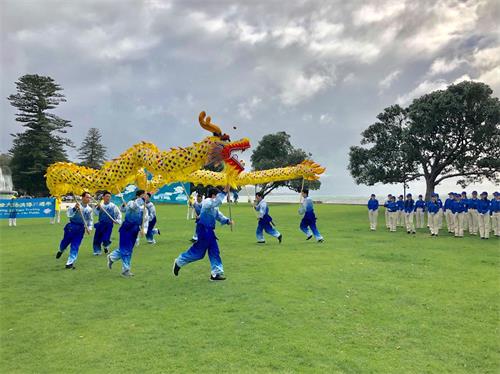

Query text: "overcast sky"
[1, 0, 499, 196]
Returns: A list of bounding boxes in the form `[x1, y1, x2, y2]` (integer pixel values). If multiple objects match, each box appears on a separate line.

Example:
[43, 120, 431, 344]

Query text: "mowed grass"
[0, 203, 499, 373]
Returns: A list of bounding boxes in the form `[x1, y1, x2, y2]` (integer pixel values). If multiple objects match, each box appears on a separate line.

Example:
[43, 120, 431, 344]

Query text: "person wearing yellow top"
[50, 197, 61, 224]
[188, 192, 196, 219]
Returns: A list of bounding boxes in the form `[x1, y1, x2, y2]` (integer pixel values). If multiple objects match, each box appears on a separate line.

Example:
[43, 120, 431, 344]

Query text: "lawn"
[0, 203, 499, 373]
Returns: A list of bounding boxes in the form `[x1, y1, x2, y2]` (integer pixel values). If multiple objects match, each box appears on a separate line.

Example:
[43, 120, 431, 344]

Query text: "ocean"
[240, 193, 368, 205]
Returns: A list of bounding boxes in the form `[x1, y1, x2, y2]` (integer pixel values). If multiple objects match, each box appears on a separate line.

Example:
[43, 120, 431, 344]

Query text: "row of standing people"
[367, 191, 500, 238]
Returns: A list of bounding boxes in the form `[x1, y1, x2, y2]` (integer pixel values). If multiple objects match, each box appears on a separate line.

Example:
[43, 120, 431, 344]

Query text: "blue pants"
[256, 220, 280, 242]
[176, 224, 223, 276]
[145, 216, 157, 242]
[59, 222, 85, 265]
[109, 221, 140, 272]
[93, 221, 113, 254]
[300, 214, 323, 241]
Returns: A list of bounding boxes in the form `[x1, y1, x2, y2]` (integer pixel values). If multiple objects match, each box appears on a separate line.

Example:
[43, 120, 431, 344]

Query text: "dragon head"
[199, 111, 250, 173]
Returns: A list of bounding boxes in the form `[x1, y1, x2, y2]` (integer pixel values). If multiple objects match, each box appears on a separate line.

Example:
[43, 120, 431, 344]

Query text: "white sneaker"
[121, 270, 134, 277]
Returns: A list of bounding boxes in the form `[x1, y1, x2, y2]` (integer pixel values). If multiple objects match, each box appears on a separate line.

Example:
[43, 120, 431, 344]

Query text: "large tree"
[7, 74, 73, 195]
[348, 81, 500, 199]
[78, 127, 107, 169]
[250, 131, 320, 197]
[348, 105, 420, 195]
[407, 81, 500, 198]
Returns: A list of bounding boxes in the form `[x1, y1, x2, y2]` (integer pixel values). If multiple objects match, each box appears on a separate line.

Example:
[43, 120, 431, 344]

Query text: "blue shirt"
[426, 201, 440, 214]
[404, 199, 415, 213]
[451, 200, 467, 214]
[198, 193, 230, 229]
[367, 199, 379, 211]
[68, 203, 93, 230]
[477, 198, 491, 214]
[122, 198, 147, 225]
[415, 200, 426, 210]
[255, 200, 270, 218]
[396, 200, 404, 211]
[146, 201, 156, 221]
[444, 198, 454, 211]
[299, 197, 315, 215]
[490, 199, 500, 213]
[95, 202, 121, 224]
[386, 201, 398, 212]
[468, 198, 479, 210]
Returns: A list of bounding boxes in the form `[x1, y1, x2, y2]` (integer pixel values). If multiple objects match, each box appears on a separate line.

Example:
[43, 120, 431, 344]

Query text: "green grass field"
[0, 203, 499, 373]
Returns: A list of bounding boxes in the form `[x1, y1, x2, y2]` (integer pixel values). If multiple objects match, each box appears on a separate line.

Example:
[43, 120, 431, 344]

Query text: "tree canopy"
[348, 81, 500, 199]
[251, 131, 320, 197]
[7, 74, 73, 195]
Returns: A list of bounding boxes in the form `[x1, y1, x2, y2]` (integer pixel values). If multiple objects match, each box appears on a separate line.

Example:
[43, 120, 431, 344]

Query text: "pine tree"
[8, 74, 73, 195]
[77, 128, 107, 169]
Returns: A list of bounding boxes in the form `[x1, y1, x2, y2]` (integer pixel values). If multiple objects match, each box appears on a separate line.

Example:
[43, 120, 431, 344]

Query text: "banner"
[111, 182, 190, 205]
[0, 198, 55, 219]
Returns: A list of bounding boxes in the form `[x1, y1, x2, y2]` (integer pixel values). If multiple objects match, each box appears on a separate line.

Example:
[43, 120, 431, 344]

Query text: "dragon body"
[46, 112, 325, 196]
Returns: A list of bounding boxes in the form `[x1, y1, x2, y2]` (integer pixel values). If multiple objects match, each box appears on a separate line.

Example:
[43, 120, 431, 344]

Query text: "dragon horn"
[199, 111, 222, 136]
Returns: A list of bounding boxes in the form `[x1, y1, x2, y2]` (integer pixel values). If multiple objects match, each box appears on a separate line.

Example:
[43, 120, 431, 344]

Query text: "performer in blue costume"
[107, 189, 148, 277]
[56, 192, 93, 269]
[145, 192, 160, 244]
[254, 191, 282, 244]
[299, 188, 324, 242]
[173, 186, 233, 281]
[93, 191, 122, 255]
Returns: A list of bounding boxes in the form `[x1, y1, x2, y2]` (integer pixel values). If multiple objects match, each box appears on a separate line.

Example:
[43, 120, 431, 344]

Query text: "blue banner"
[111, 182, 190, 205]
[0, 198, 55, 219]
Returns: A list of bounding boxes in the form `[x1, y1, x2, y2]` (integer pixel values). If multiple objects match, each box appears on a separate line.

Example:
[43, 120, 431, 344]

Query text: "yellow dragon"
[45, 112, 325, 196]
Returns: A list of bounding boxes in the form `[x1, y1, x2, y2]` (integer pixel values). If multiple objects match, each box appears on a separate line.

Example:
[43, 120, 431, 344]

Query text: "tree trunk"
[424, 177, 436, 201]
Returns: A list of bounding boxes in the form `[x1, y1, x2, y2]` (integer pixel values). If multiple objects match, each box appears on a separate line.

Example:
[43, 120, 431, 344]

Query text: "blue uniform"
[109, 198, 147, 273]
[176, 193, 230, 277]
[444, 198, 454, 212]
[59, 204, 93, 266]
[468, 198, 479, 210]
[367, 199, 379, 211]
[255, 200, 281, 242]
[191, 201, 203, 241]
[145, 201, 159, 243]
[8, 201, 17, 219]
[477, 198, 491, 214]
[404, 199, 415, 213]
[415, 200, 425, 210]
[427, 200, 441, 235]
[491, 199, 500, 213]
[451, 200, 467, 214]
[426, 201, 440, 214]
[368, 198, 379, 230]
[396, 200, 404, 211]
[299, 197, 323, 241]
[414, 199, 426, 228]
[93, 202, 121, 255]
[386, 201, 398, 212]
